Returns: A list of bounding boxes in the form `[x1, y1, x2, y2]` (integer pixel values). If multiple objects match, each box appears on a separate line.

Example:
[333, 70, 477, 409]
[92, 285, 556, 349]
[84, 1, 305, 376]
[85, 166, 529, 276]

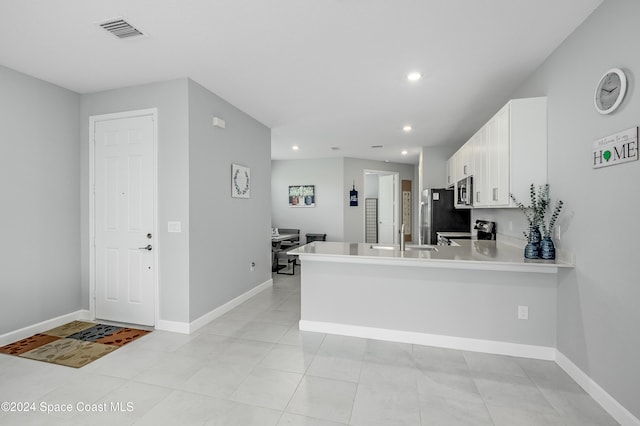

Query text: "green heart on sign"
[603, 150, 611, 161]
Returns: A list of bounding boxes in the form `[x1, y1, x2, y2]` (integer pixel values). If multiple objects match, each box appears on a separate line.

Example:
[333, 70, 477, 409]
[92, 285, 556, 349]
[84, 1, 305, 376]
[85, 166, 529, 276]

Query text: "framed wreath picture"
[231, 164, 250, 198]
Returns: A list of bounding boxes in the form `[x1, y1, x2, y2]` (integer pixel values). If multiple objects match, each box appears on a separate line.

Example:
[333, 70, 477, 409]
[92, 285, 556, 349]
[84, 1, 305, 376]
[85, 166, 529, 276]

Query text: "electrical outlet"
[250, 261, 255, 272]
[518, 305, 529, 320]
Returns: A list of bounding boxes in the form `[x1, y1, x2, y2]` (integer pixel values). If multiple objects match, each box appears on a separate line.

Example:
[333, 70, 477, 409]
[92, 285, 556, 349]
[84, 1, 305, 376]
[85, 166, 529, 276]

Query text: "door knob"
[139, 245, 152, 251]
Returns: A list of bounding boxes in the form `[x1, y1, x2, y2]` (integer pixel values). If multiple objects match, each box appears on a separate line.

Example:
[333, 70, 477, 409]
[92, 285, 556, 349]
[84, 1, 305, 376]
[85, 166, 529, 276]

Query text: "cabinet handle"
[492, 188, 498, 201]
[463, 165, 467, 175]
[476, 192, 480, 203]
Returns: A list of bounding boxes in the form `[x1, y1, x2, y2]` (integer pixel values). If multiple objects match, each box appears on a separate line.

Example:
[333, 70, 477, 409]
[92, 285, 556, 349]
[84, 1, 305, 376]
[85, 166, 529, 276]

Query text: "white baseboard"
[556, 351, 640, 426]
[155, 278, 274, 334]
[0, 310, 91, 346]
[188, 278, 273, 334]
[2, 279, 274, 342]
[154, 319, 190, 334]
[299, 320, 556, 360]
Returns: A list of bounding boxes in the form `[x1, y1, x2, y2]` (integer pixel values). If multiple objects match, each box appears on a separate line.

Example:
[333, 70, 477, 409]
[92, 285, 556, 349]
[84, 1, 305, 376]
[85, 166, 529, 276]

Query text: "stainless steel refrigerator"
[420, 188, 471, 245]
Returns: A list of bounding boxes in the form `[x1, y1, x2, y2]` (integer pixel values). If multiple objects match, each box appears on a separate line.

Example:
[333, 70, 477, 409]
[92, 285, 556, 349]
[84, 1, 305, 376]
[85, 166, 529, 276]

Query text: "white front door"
[93, 112, 156, 326]
[378, 174, 396, 244]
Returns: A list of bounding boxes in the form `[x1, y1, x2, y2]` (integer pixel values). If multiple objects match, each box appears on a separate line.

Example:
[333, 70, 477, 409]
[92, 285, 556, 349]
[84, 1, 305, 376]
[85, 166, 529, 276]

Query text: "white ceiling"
[0, 0, 602, 164]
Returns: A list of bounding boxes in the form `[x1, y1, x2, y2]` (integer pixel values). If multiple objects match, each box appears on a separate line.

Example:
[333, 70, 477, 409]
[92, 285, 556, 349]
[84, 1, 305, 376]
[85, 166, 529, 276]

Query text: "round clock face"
[594, 68, 627, 114]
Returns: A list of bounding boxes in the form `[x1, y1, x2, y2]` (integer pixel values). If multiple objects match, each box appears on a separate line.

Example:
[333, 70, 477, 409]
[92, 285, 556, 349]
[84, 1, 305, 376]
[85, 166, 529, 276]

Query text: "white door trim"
[89, 108, 159, 326]
[363, 169, 400, 244]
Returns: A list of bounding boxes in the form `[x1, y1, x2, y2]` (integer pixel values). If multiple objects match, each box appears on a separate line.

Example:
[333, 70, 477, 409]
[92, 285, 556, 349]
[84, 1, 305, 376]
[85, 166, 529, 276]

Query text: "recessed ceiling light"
[292, 145, 299, 151]
[403, 125, 412, 132]
[407, 72, 422, 81]
[402, 150, 408, 155]
[384, 160, 390, 163]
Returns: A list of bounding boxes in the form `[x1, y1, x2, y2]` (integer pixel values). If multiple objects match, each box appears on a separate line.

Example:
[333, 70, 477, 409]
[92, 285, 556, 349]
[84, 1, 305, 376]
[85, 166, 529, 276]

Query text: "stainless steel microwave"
[456, 176, 473, 207]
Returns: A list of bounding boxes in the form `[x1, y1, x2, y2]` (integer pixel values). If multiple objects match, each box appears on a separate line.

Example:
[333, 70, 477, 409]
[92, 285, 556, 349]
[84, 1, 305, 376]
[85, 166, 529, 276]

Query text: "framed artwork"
[231, 164, 250, 198]
[289, 185, 315, 207]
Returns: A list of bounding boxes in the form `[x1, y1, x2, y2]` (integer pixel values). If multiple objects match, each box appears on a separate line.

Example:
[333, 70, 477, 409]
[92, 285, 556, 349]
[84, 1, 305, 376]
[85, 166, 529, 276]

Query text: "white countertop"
[289, 240, 573, 273]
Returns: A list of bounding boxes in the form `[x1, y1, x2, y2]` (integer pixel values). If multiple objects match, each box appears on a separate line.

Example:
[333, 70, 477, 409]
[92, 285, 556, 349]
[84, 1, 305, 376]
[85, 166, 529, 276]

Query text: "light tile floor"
[0, 271, 618, 425]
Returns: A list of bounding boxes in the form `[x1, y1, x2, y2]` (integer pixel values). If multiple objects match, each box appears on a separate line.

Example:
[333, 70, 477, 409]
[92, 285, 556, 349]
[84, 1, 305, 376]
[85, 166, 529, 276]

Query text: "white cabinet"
[450, 149, 461, 185]
[445, 157, 454, 188]
[484, 97, 547, 207]
[445, 97, 547, 209]
[448, 149, 462, 205]
[460, 142, 473, 178]
[471, 126, 488, 206]
[446, 136, 473, 187]
[485, 103, 510, 206]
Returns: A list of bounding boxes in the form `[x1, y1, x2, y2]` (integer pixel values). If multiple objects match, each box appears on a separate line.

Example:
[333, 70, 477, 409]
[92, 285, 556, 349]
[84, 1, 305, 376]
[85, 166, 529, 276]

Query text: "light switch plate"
[518, 305, 529, 320]
[168, 221, 182, 233]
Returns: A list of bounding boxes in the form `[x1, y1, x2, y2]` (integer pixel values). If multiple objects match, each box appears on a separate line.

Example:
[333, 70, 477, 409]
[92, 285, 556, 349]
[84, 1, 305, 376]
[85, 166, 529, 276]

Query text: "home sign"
[592, 127, 638, 169]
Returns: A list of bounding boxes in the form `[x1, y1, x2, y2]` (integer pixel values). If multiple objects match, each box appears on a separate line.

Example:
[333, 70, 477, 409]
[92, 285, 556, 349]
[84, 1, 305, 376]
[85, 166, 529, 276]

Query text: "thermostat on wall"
[213, 117, 226, 128]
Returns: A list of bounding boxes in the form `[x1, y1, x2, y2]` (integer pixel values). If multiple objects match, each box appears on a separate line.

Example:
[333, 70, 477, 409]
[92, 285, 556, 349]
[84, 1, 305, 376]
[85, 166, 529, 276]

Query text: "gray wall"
[271, 157, 417, 243]
[1, 72, 270, 331]
[473, 0, 640, 417]
[420, 145, 457, 191]
[81, 78, 272, 325]
[187, 80, 271, 322]
[0, 65, 81, 335]
[343, 158, 417, 243]
[81, 79, 191, 323]
[271, 158, 344, 242]
[301, 260, 557, 347]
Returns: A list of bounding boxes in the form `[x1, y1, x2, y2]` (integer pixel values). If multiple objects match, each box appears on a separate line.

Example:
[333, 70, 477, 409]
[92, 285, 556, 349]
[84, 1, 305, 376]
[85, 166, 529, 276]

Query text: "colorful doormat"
[0, 321, 151, 368]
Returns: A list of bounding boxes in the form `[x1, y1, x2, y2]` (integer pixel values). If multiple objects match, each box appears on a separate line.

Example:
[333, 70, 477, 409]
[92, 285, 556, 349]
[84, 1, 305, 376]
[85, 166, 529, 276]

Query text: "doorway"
[89, 109, 158, 326]
[364, 170, 399, 244]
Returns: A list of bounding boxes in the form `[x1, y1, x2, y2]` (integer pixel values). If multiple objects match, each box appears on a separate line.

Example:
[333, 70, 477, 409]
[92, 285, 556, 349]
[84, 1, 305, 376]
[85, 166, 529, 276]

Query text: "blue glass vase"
[540, 236, 556, 260]
[524, 225, 541, 259]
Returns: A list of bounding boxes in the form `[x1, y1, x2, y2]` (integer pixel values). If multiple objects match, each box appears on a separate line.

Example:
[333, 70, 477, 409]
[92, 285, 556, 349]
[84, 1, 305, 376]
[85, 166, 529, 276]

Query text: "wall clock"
[594, 68, 627, 115]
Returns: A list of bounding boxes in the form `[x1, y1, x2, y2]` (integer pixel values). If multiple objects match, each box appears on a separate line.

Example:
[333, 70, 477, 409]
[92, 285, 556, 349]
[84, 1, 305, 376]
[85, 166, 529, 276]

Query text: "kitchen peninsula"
[289, 241, 573, 360]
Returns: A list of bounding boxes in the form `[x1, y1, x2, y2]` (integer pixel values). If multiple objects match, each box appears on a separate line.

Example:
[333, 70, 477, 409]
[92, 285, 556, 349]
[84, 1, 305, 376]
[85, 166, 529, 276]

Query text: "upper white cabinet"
[471, 126, 488, 206]
[490, 97, 547, 207]
[460, 141, 473, 178]
[445, 156, 454, 188]
[448, 140, 473, 188]
[485, 103, 511, 206]
[446, 97, 547, 208]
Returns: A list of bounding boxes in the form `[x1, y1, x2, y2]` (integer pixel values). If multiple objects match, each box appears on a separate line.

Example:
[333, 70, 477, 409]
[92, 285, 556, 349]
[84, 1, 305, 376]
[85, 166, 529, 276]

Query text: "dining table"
[271, 233, 298, 271]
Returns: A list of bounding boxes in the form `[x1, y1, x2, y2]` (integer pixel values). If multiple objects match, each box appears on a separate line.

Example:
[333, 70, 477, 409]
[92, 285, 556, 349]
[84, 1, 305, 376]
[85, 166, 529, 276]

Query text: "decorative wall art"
[592, 127, 638, 169]
[289, 185, 315, 207]
[231, 164, 250, 198]
[349, 181, 358, 207]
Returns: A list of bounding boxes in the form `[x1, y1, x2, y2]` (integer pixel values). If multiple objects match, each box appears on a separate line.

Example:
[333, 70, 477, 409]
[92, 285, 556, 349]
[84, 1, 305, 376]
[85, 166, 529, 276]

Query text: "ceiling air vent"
[98, 18, 144, 39]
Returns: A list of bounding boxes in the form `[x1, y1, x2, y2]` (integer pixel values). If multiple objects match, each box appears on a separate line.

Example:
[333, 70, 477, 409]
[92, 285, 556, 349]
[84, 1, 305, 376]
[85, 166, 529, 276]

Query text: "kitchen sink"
[370, 244, 438, 252]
